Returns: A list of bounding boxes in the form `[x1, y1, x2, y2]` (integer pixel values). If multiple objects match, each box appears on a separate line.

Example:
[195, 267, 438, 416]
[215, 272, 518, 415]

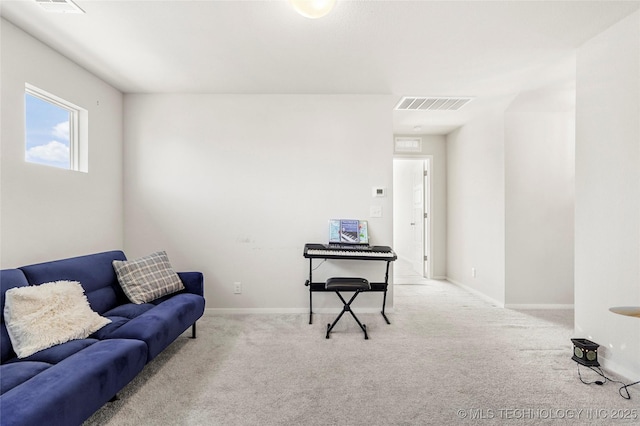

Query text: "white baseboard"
[597, 356, 640, 392]
[504, 303, 574, 310]
[206, 307, 308, 314]
[446, 277, 575, 310]
[206, 307, 394, 315]
[446, 277, 505, 307]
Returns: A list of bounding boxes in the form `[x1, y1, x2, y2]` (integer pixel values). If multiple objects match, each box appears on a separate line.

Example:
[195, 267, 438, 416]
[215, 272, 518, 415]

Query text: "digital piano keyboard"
[304, 244, 397, 260]
[303, 243, 396, 325]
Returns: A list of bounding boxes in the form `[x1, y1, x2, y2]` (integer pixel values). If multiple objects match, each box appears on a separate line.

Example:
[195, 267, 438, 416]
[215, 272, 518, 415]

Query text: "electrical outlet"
[471, 267, 476, 278]
[233, 282, 242, 294]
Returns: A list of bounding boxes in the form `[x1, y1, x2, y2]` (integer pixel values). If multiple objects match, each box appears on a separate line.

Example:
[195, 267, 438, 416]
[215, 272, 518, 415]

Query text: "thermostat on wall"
[372, 187, 386, 197]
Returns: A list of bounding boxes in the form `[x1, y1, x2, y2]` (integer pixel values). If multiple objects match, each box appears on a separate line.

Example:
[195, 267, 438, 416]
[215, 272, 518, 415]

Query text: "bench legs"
[326, 290, 368, 340]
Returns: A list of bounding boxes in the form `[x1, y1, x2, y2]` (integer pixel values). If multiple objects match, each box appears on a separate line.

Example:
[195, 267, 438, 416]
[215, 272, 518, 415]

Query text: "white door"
[393, 157, 432, 280]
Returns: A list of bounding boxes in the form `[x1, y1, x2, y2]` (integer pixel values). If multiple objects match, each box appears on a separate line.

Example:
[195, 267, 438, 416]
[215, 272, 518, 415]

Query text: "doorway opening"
[393, 157, 432, 284]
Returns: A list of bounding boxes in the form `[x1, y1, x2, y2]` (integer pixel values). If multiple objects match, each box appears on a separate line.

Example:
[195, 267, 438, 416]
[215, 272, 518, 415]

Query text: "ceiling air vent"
[395, 97, 473, 111]
[35, 0, 85, 14]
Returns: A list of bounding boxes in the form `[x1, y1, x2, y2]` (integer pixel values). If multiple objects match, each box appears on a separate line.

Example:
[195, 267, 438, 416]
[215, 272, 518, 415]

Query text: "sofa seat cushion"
[90, 316, 129, 340]
[90, 303, 156, 339]
[103, 293, 205, 362]
[0, 339, 148, 426]
[4, 338, 98, 365]
[104, 302, 155, 319]
[0, 361, 51, 395]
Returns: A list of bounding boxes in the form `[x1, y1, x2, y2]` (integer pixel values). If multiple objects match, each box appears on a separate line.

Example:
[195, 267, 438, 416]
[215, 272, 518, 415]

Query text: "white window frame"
[25, 83, 88, 172]
[394, 137, 422, 153]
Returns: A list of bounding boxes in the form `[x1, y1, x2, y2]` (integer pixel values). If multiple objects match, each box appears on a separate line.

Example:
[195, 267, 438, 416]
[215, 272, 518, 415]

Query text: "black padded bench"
[325, 277, 371, 339]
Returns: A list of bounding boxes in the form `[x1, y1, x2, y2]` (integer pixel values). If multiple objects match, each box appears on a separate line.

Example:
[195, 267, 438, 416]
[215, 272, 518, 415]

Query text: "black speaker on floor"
[571, 338, 600, 367]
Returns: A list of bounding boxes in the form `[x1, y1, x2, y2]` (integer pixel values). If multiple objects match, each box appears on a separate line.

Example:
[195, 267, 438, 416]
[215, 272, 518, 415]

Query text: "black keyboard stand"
[303, 243, 397, 326]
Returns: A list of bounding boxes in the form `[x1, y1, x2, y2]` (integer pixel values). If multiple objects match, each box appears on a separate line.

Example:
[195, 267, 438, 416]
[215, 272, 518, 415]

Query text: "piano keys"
[303, 243, 397, 260]
[303, 243, 396, 325]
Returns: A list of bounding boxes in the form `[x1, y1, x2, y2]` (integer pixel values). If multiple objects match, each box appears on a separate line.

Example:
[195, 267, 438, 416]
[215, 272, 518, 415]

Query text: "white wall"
[123, 94, 394, 311]
[575, 10, 640, 379]
[393, 135, 447, 279]
[446, 110, 506, 305]
[504, 83, 575, 307]
[0, 19, 124, 268]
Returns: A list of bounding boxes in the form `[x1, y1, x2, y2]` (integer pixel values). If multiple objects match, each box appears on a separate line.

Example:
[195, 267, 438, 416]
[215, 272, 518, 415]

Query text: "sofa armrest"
[178, 272, 204, 297]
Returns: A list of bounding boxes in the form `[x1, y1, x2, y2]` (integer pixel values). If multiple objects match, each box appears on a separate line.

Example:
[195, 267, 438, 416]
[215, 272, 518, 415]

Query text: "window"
[394, 137, 422, 153]
[25, 84, 87, 172]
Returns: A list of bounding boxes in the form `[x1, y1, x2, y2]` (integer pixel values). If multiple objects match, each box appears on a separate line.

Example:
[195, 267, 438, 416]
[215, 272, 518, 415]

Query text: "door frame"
[392, 155, 433, 280]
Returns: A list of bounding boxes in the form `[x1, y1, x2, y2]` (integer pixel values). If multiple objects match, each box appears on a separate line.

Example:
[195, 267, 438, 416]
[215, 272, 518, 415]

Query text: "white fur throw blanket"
[4, 280, 111, 358]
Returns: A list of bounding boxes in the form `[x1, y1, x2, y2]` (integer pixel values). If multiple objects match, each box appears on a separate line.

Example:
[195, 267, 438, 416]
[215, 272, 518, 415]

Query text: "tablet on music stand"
[328, 219, 369, 245]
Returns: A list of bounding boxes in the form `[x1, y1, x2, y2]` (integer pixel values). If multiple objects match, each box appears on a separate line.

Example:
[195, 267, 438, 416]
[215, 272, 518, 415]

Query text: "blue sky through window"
[25, 93, 71, 169]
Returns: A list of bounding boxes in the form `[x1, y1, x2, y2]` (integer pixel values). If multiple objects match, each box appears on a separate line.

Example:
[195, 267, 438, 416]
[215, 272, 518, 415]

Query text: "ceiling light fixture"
[290, 0, 336, 19]
[35, 0, 85, 14]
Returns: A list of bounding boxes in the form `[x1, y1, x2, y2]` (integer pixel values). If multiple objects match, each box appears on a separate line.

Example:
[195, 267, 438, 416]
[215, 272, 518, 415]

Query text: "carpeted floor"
[84, 279, 639, 425]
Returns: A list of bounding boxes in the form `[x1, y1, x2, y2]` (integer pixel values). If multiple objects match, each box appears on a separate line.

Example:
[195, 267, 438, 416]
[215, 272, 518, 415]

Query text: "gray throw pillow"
[113, 251, 185, 304]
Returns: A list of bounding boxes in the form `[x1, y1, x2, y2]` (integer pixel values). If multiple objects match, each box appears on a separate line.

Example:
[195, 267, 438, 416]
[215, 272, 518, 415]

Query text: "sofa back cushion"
[1, 269, 30, 363]
[19, 251, 128, 315]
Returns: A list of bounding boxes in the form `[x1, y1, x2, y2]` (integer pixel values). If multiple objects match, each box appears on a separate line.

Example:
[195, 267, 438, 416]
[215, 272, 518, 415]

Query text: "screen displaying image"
[328, 219, 369, 244]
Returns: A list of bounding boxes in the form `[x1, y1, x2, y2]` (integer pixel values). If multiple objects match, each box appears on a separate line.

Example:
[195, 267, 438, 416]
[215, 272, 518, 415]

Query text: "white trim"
[25, 83, 81, 112]
[446, 277, 505, 307]
[24, 83, 88, 173]
[597, 355, 640, 387]
[394, 137, 422, 153]
[424, 156, 432, 280]
[504, 304, 574, 310]
[447, 277, 575, 310]
[206, 307, 394, 315]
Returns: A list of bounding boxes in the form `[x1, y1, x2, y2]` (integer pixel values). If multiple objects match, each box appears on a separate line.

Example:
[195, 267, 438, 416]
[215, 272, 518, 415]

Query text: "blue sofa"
[0, 250, 206, 426]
